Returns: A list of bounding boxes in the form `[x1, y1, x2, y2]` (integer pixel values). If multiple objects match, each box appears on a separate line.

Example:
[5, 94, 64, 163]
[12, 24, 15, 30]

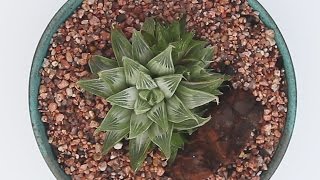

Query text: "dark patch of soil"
[167, 90, 263, 180]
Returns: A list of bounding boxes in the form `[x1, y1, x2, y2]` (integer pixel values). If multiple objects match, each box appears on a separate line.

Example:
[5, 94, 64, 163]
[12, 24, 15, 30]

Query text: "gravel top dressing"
[38, 0, 288, 179]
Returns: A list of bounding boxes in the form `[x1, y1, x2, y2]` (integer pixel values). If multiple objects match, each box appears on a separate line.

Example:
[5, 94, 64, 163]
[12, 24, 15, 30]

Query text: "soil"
[38, 0, 288, 179]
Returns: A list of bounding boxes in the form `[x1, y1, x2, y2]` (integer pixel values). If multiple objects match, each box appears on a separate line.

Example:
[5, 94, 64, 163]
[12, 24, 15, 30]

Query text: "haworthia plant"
[77, 17, 230, 172]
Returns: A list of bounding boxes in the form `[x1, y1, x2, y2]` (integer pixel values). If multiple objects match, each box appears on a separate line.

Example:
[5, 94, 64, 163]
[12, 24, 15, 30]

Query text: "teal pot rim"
[29, 0, 297, 179]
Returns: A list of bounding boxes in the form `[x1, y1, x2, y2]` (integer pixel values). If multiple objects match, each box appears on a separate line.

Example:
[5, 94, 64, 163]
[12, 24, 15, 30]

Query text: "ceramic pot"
[29, 0, 297, 179]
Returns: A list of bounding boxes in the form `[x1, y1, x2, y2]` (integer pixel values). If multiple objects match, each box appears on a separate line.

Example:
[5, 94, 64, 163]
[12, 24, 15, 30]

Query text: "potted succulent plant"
[29, 0, 296, 179]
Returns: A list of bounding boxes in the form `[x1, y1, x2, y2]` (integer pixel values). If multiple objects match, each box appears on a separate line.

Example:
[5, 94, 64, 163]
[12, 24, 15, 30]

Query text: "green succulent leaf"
[147, 45, 175, 76]
[176, 85, 219, 109]
[201, 47, 214, 63]
[99, 67, 127, 93]
[134, 97, 151, 115]
[168, 133, 185, 164]
[185, 40, 208, 56]
[154, 74, 183, 98]
[212, 89, 223, 95]
[155, 23, 170, 51]
[111, 27, 132, 66]
[102, 128, 129, 154]
[129, 131, 151, 172]
[77, 79, 113, 98]
[150, 88, 165, 105]
[185, 71, 226, 82]
[136, 72, 158, 90]
[96, 105, 131, 132]
[166, 95, 196, 123]
[191, 106, 209, 117]
[141, 17, 156, 37]
[185, 39, 209, 57]
[168, 20, 181, 42]
[185, 46, 214, 67]
[141, 19, 156, 47]
[139, 90, 151, 101]
[148, 123, 173, 159]
[171, 133, 185, 149]
[142, 32, 156, 48]
[199, 72, 231, 81]
[129, 113, 153, 139]
[147, 101, 168, 131]
[123, 57, 150, 86]
[180, 77, 225, 94]
[178, 64, 221, 81]
[169, 148, 178, 165]
[171, 32, 194, 62]
[89, 55, 118, 74]
[107, 87, 138, 109]
[132, 30, 154, 65]
[186, 64, 204, 79]
[173, 115, 211, 131]
[179, 15, 187, 35]
[175, 65, 190, 79]
[191, 65, 223, 80]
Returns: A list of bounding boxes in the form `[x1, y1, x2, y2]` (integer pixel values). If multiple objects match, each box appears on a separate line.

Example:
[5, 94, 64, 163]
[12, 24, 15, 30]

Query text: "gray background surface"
[0, 0, 318, 179]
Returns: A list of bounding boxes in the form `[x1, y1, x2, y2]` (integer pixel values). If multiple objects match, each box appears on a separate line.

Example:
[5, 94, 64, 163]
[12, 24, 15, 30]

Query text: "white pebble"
[267, 37, 276, 46]
[119, 10, 126, 14]
[265, 29, 275, 38]
[98, 162, 107, 171]
[87, 0, 95, 5]
[271, 84, 279, 92]
[51, 61, 58, 67]
[110, 155, 117, 160]
[113, 142, 123, 150]
[66, 88, 73, 97]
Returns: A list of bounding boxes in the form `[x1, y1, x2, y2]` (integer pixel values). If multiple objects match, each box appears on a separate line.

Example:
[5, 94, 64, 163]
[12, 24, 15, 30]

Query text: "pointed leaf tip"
[77, 78, 113, 98]
[102, 128, 129, 155]
[150, 88, 165, 105]
[148, 123, 173, 159]
[89, 55, 118, 74]
[123, 57, 150, 86]
[97, 106, 131, 132]
[132, 30, 153, 65]
[134, 97, 151, 115]
[154, 74, 183, 98]
[139, 89, 151, 101]
[129, 113, 153, 139]
[176, 85, 219, 109]
[168, 20, 181, 41]
[111, 28, 132, 66]
[99, 67, 127, 93]
[129, 132, 151, 172]
[136, 72, 158, 90]
[173, 115, 211, 131]
[147, 45, 175, 76]
[107, 87, 138, 109]
[155, 23, 170, 51]
[147, 101, 168, 131]
[167, 95, 196, 123]
[141, 17, 156, 36]
[179, 14, 187, 35]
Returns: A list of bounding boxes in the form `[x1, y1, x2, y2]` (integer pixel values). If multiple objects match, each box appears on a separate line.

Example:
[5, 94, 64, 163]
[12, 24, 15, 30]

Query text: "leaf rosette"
[77, 17, 230, 172]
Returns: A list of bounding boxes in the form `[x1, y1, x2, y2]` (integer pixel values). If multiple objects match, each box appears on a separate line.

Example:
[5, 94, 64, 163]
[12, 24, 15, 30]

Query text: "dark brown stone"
[116, 14, 127, 23]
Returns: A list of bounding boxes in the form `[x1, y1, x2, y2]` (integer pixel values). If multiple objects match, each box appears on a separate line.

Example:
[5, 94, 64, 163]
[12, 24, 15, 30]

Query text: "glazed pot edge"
[29, 0, 82, 179]
[247, 0, 297, 179]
